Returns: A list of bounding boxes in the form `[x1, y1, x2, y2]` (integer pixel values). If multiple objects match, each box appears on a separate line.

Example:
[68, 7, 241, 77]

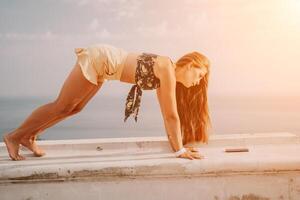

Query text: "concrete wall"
[1, 132, 300, 200]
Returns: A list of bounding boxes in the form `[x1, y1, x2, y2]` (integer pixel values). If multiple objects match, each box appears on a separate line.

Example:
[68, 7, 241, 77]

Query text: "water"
[0, 94, 299, 142]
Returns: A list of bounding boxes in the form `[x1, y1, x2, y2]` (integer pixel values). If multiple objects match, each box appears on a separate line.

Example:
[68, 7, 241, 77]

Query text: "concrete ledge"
[0, 132, 299, 182]
[0, 131, 296, 151]
[1, 132, 300, 199]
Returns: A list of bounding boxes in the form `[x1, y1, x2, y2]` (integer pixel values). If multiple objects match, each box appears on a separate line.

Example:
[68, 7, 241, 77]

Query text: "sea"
[0, 94, 299, 142]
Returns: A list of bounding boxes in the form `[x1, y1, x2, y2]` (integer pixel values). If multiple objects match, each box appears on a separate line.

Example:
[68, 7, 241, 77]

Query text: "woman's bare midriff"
[120, 52, 167, 84]
[119, 52, 140, 84]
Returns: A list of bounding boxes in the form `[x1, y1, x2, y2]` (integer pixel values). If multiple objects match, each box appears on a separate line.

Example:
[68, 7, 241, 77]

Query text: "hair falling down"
[175, 51, 212, 145]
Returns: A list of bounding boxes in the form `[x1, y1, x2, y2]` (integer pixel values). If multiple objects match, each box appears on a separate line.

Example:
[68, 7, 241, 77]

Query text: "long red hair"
[175, 51, 212, 145]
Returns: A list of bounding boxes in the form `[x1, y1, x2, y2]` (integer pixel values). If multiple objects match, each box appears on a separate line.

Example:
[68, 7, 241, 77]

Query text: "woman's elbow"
[164, 114, 180, 122]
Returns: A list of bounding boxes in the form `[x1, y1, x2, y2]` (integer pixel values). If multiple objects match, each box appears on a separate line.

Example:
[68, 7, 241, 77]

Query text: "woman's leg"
[19, 84, 102, 156]
[3, 61, 103, 161]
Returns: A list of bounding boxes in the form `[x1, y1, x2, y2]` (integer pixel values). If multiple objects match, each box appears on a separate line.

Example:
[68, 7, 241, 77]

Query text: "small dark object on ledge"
[224, 148, 249, 153]
[96, 146, 103, 151]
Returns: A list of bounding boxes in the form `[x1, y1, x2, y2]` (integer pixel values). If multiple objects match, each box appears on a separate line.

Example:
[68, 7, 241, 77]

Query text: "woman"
[3, 43, 212, 161]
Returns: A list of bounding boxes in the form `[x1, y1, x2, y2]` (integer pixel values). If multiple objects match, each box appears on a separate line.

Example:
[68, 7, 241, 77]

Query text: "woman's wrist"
[174, 147, 187, 157]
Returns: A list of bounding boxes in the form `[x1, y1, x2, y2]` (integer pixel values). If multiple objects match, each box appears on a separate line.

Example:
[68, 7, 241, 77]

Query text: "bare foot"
[2, 134, 26, 161]
[19, 136, 46, 157]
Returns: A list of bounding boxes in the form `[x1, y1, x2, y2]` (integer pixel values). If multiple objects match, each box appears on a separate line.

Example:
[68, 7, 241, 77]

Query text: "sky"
[0, 0, 299, 98]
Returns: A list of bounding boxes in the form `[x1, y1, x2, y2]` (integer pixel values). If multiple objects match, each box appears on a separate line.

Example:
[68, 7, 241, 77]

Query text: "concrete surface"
[1, 132, 300, 200]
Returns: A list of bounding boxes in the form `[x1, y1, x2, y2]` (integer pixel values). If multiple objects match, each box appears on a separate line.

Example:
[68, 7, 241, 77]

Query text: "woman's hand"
[176, 149, 205, 160]
[185, 146, 199, 152]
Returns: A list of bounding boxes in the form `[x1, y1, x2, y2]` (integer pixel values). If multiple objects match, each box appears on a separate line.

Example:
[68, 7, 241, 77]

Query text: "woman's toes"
[34, 150, 46, 157]
[12, 155, 26, 160]
[3, 133, 23, 161]
[17, 155, 26, 160]
[20, 137, 46, 157]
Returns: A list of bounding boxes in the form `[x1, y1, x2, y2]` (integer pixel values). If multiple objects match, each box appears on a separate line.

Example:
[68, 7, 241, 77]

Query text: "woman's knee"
[52, 99, 82, 116]
[70, 105, 84, 115]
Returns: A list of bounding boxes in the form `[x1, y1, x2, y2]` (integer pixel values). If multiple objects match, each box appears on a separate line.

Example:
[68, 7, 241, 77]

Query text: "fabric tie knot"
[124, 84, 143, 122]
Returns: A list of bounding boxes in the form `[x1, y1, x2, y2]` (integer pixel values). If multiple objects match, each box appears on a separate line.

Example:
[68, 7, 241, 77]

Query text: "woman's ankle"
[7, 131, 30, 142]
[4, 132, 21, 142]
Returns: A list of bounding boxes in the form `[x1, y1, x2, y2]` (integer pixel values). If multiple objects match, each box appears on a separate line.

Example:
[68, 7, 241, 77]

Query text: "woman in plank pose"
[3, 43, 212, 161]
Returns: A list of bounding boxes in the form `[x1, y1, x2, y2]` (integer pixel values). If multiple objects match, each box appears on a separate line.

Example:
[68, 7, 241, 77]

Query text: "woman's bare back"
[120, 52, 170, 84]
[120, 52, 139, 84]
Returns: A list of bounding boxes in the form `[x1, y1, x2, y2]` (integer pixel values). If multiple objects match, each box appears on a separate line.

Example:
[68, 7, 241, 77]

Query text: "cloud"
[88, 18, 100, 31]
[0, 29, 124, 42]
[0, 31, 58, 41]
[86, 18, 122, 39]
[94, 28, 111, 39]
[135, 12, 208, 39]
[112, 0, 142, 20]
[97, 0, 111, 4]
[77, 0, 89, 6]
[137, 20, 169, 37]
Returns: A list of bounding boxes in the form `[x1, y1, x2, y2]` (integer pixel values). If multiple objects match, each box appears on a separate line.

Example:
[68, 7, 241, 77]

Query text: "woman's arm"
[154, 57, 203, 159]
[155, 62, 183, 152]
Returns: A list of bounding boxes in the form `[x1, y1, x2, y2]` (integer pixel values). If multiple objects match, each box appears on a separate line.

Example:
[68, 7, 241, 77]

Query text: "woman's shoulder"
[156, 55, 173, 64]
[154, 55, 175, 79]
